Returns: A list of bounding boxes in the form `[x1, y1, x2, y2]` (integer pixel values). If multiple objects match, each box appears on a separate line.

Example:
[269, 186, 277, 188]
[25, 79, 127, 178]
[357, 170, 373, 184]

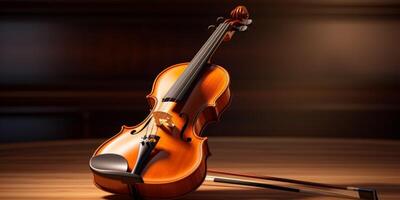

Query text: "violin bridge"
[152, 111, 176, 128]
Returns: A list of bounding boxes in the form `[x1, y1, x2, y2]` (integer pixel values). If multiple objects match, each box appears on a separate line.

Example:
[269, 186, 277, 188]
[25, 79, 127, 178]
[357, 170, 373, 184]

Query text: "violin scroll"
[230, 5, 249, 21]
[229, 6, 252, 31]
[222, 5, 252, 41]
[209, 6, 251, 34]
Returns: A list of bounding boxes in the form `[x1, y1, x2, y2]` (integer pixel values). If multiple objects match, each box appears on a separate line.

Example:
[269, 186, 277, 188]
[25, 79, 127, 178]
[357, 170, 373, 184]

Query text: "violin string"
[169, 22, 226, 99]
[166, 22, 228, 101]
[173, 22, 229, 101]
[165, 24, 224, 101]
[148, 22, 229, 139]
[187, 23, 229, 85]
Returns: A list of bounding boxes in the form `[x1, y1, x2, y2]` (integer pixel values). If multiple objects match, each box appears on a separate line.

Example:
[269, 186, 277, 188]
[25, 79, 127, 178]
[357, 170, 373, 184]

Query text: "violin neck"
[162, 22, 230, 103]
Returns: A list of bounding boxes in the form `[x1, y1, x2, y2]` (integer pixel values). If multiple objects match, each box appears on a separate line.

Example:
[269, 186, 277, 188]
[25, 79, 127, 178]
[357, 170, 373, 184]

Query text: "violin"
[89, 5, 252, 199]
[89, 5, 381, 200]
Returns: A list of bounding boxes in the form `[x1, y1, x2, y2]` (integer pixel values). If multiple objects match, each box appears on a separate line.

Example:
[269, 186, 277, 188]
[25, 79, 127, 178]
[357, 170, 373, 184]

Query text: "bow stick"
[206, 169, 379, 200]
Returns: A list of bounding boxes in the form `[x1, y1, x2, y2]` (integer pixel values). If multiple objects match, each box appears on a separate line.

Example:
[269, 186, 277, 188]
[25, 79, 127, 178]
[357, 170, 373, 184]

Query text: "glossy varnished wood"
[92, 63, 231, 198]
[0, 137, 399, 200]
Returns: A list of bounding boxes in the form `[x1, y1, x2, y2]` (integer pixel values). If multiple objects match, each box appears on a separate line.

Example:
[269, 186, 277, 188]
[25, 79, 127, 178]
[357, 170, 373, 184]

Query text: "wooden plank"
[0, 137, 399, 199]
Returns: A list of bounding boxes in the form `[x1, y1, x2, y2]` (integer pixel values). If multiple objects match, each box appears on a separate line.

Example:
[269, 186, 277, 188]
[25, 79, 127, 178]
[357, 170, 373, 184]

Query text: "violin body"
[92, 63, 230, 199]
[90, 5, 251, 199]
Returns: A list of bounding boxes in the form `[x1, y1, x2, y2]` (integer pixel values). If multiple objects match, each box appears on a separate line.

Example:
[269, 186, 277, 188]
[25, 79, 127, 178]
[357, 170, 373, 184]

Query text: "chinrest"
[89, 154, 144, 183]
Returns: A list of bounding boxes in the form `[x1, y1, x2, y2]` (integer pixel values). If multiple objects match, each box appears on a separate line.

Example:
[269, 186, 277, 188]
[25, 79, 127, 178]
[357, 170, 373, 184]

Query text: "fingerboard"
[162, 22, 230, 102]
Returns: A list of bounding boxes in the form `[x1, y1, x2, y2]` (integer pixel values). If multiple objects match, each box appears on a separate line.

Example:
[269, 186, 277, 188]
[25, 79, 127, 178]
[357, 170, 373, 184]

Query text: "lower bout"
[137, 160, 207, 199]
[92, 158, 207, 199]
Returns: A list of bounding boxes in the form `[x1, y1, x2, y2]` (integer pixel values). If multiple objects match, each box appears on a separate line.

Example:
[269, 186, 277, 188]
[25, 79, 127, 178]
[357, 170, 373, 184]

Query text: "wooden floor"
[0, 137, 399, 200]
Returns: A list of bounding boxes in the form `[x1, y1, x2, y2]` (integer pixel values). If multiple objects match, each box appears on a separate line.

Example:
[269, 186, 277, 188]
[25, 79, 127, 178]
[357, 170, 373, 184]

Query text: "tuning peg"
[216, 16, 225, 23]
[234, 25, 248, 32]
[208, 25, 216, 30]
[239, 26, 248, 32]
[242, 19, 252, 26]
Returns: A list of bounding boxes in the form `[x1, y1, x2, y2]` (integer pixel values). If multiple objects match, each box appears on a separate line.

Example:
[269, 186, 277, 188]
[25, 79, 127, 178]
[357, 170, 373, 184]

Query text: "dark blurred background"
[1, 0, 400, 143]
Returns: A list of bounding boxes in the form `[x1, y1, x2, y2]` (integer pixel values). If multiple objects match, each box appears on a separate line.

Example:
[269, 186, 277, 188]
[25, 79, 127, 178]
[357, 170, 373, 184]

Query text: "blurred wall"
[1, 0, 400, 142]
